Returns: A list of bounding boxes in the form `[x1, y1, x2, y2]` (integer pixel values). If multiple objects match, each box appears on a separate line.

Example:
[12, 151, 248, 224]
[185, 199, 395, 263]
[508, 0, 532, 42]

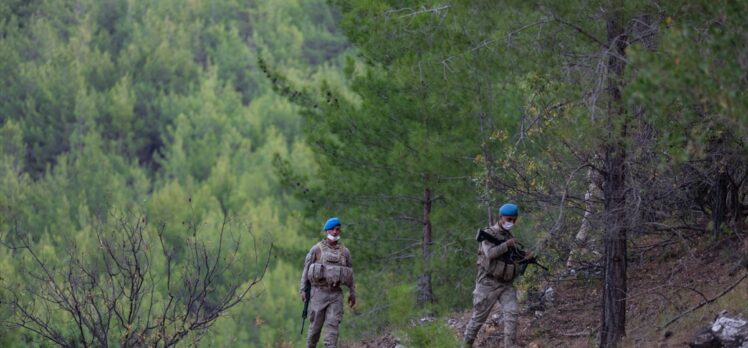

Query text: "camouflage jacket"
[477, 224, 520, 283]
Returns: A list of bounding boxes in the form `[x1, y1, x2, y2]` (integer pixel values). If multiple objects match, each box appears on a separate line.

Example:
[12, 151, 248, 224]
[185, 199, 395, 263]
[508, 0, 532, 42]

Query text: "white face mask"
[501, 222, 514, 231]
[327, 234, 340, 242]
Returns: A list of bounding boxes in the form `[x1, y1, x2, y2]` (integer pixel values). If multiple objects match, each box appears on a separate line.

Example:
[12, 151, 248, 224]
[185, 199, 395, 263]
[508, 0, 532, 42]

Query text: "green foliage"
[0, 0, 348, 346]
[269, 3, 520, 323]
[2, 0, 746, 345]
[404, 320, 460, 348]
[285, 0, 747, 342]
[627, 1, 748, 159]
[387, 283, 416, 326]
[375, 282, 460, 347]
[264, 0, 567, 339]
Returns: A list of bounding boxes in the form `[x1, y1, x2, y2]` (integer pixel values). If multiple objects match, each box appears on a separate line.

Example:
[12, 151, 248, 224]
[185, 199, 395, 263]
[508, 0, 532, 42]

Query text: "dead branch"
[659, 273, 747, 329]
[1, 211, 272, 348]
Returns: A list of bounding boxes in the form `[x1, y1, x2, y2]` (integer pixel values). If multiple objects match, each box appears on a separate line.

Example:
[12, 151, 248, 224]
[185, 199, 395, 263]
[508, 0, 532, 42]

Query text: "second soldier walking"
[463, 203, 533, 348]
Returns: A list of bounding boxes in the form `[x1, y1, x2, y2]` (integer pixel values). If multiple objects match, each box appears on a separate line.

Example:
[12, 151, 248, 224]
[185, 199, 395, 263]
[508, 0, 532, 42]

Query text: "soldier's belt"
[313, 284, 343, 291]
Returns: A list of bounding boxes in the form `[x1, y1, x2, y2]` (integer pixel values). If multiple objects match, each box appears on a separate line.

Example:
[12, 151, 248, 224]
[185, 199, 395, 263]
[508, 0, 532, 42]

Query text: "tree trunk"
[600, 151, 627, 348]
[566, 169, 598, 269]
[710, 137, 728, 237]
[600, 1, 628, 347]
[417, 186, 435, 306]
[713, 168, 728, 237]
[479, 111, 496, 226]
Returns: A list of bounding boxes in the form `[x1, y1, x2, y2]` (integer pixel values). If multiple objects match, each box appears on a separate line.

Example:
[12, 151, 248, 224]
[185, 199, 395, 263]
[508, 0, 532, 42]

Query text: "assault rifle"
[476, 229, 548, 272]
[300, 280, 311, 335]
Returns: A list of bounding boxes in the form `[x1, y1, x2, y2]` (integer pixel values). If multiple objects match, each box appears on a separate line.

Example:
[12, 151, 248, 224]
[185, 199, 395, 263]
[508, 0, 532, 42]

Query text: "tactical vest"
[477, 227, 519, 282]
[307, 241, 354, 288]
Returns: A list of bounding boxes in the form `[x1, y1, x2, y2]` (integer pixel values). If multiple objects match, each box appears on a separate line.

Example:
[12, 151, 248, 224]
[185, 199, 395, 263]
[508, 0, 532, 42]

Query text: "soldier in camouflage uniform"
[463, 203, 532, 348]
[300, 217, 356, 348]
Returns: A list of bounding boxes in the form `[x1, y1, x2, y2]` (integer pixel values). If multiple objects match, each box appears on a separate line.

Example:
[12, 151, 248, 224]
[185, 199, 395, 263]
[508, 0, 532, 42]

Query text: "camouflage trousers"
[463, 280, 519, 347]
[307, 286, 344, 348]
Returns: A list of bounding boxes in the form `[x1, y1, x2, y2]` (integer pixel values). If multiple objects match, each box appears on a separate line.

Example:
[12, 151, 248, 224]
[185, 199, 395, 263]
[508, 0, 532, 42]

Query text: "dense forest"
[1, 0, 746, 347]
[0, 0, 348, 346]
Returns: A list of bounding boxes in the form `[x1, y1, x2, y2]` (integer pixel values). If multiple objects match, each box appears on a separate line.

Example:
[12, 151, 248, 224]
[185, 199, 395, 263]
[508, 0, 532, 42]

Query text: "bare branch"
[660, 273, 747, 329]
[2, 211, 272, 348]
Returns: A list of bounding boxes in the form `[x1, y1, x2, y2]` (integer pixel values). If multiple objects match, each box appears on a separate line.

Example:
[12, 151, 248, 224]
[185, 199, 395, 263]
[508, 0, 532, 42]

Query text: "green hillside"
[1, 1, 746, 347]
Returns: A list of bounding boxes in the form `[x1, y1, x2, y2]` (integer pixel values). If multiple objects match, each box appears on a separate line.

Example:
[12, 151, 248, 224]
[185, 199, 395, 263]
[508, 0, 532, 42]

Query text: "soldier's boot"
[461, 337, 475, 348]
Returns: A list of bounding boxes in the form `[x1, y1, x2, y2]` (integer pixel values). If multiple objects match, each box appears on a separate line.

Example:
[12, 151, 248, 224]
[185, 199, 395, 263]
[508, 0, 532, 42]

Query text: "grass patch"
[402, 320, 460, 348]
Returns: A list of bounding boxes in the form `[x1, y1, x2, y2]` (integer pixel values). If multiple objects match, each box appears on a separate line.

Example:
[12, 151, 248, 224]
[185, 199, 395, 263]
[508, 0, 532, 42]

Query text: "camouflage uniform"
[464, 224, 521, 348]
[300, 239, 355, 348]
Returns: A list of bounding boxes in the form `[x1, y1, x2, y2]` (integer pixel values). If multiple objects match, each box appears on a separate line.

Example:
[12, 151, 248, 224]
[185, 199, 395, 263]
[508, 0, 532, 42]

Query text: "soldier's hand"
[505, 238, 516, 248]
[348, 295, 356, 308]
[300, 292, 307, 303]
[524, 251, 534, 259]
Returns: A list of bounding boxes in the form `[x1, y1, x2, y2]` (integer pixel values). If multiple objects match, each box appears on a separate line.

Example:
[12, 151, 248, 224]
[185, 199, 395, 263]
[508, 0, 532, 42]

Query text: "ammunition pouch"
[479, 251, 519, 282]
[324, 265, 354, 287]
[308, 263, 326, 285]
[306, 263, 353, 287]
[490, 260, 518, 282]
[476, 228, 541, 281]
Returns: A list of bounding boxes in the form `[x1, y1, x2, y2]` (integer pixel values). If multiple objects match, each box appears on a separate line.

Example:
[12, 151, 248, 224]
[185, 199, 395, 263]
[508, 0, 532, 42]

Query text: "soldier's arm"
[299, 245, 318, 295]
[482, 240, 510, 260]
[344, 249, 356, 298]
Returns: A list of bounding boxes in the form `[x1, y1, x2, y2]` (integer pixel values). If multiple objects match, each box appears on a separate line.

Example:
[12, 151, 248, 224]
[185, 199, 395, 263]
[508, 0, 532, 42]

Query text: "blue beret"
[499, 203, 519, 217]
[323, 217, 341, 231]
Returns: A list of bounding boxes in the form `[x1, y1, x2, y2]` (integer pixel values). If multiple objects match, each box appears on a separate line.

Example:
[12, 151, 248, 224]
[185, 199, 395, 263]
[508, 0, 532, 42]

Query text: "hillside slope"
[348, 235, 748, 347]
